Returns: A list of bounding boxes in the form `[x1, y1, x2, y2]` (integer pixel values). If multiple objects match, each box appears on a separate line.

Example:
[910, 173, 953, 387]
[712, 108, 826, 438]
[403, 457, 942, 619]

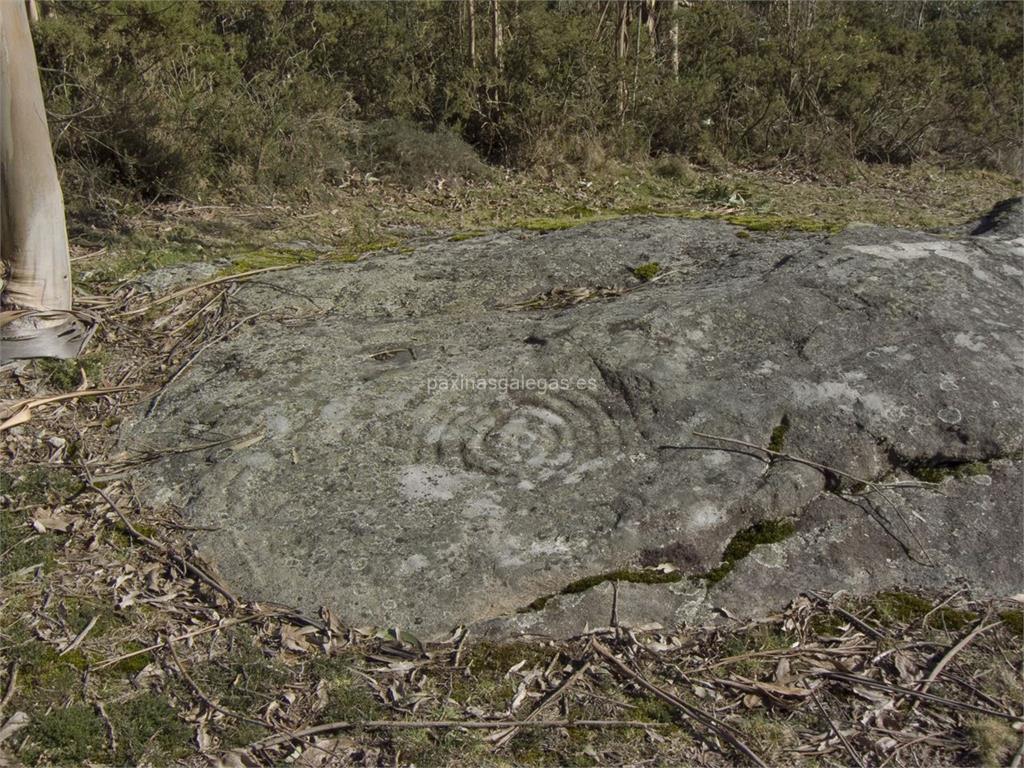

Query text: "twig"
[821, 671, 1016, 719]
[686, 431, 934, 562]
[0, 386, 135, 433]
[591, 640, 769, 768]
[811, 690, 864, 768]
[806, 591, 889, 640]
[365, 347, 415, 361]
[60, 615, 99, 656]
[251, 718, 670, 751]
[84, 473, 240, 607]
[0, 663, 18, 718]
[687, 644, 874, 675]
[95, 699, 117, 754]
[491, 652, 593, 747]
[167, 639, 268, 730]
[146, 312, 260, 416]
[1009, 735, 1024, 768]
[688, 431, 933, 497]
[90, 615, 264, 671]
[120, 265, 302, 317]
[917, 614, 997, 695]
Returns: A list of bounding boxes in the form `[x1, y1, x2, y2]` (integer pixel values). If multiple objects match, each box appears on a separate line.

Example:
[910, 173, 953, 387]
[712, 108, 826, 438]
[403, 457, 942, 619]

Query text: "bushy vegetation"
[33, 0, 1021, 203]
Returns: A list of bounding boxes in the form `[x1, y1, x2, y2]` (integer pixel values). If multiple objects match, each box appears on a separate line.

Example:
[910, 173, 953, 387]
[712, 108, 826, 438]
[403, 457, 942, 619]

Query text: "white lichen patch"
[398, 464, 472, 501]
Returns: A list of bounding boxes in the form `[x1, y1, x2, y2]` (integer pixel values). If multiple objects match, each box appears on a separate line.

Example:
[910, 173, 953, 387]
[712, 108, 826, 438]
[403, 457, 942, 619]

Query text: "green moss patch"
[108, 694, 193, 764]
[632, 262, 660, 281]
[901, 457, 1000, 483]
[998, 610, 1023, 635]
[870, 591, 978, 630]
[449, 230, 487, 242]
[724, 213, 837, 233]
[34, 353, 105, 391]
[449, 642, 553, 707]
[767, 414, 790, 453]
[525, 568, 683, 611]
[1, 467, 84, 504]
[967, 717, 1019, 767]
[704, 519, 796, 585]
[24, 705, 107, 766]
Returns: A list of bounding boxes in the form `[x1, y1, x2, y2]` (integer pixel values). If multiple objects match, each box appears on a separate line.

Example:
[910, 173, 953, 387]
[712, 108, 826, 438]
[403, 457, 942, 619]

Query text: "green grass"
[24, 705, 107, 766]
[108, 694, 193, 764]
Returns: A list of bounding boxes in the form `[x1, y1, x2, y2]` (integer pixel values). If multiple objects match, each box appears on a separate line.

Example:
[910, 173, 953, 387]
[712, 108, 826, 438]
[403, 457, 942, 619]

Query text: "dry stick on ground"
[90, 615, 266, 671]
[591, 640, 769, 768]
[0, 385, 136, 433]
[682, 431, 935, 564]
[250, 719, 672, 752]
[490, 654, 594, 748]
[60, 615, 99, 656]
[1010, 738, 1024, 768]
[94, 699, 117, 754]
[146, 311, 261, 417]
[119, 265, 303, 317]
[687, 644, 876, 675]
[821, 671, 1017, 719]
[0, 663, 18, 719]
[84, 472, 240, 607]
[917, 614, 999, 696]
[811, 690, 864, 768]
[166, 639, 269, 731]
[805, 591, 889, 640]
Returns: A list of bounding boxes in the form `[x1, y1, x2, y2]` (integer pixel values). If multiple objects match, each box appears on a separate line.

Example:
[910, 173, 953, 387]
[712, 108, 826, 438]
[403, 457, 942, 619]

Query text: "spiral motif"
[422, 390, 624, 483]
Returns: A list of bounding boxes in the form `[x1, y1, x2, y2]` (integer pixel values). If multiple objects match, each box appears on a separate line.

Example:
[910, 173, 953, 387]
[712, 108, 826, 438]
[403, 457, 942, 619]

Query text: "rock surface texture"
[127, 202, 1024, 639]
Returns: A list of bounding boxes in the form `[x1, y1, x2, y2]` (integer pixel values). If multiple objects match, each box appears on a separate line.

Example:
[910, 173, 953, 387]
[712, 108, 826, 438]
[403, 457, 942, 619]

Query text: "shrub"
[31, 0, 1023, 202]
[356, 120, 492, 188]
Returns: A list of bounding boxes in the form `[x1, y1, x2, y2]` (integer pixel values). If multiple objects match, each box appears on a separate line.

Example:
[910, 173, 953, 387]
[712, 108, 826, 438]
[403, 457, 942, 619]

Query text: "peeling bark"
[0, 0, 89, 362]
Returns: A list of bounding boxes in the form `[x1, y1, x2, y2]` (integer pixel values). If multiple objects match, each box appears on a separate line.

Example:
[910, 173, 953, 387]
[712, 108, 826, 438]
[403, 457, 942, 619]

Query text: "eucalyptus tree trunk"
[491, 0, 502, 68]
[467, 0, 477, 68]
[669, 0, 679, 80]
[0, 0, 88, 362]
[615, 0, 629, 118]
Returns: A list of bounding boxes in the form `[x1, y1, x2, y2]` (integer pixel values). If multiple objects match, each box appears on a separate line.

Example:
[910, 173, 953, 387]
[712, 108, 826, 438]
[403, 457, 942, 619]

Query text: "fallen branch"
[591, 640, 769, 768]
[681, 431, 934, 563]
[120, 265, 302, 317]
[167, 639, 268, 730]
[90, 615, 264, 671]
[145, 312, 260, 416]
[917, 614, 997, 695]
[251, 717, 669, 751]
[0, 385, 135, 433]
[821, 671, 1016, 719]
[85, 473, 240, 607]
[811, 690, 864, 768]
[0, 663, 18, 719]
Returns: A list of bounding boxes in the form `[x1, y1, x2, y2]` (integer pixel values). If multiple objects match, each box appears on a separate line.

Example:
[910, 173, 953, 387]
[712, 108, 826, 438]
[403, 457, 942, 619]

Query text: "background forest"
[33, 0, 1023, 205]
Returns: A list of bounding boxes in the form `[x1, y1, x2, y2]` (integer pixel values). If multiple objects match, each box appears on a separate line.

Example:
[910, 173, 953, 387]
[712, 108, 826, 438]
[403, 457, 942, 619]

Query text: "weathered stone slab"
[126, 203, 1024, 639]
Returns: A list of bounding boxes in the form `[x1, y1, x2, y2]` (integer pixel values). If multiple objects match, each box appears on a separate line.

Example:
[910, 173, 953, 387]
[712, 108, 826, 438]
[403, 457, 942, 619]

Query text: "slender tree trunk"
[491, 0, 502, 68]
[0, 0, 89, 361]
[467, 0, 477, 68]
[615, 0, 629, 118]
[669, 0, 679, 80]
